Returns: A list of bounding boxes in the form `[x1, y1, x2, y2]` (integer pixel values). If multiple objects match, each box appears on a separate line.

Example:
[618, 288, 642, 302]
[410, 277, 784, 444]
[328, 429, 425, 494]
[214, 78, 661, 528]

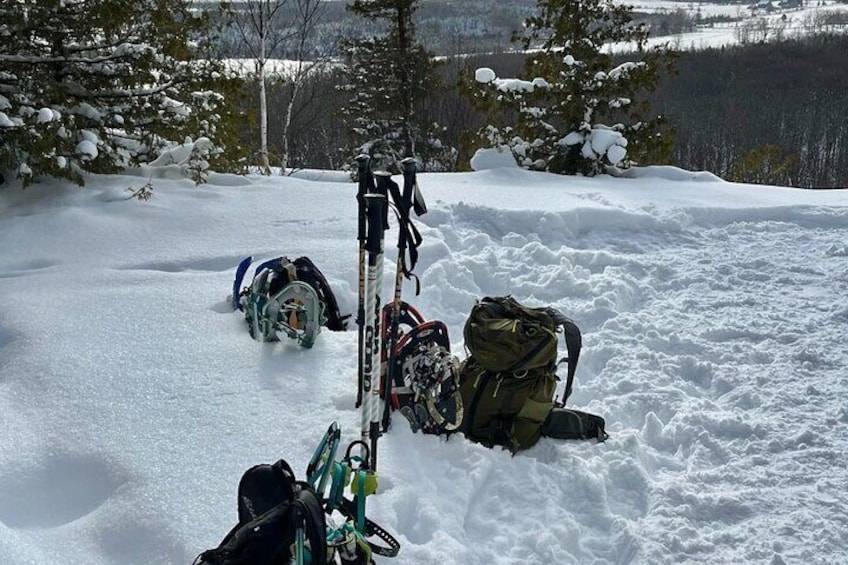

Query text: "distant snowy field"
[220, 1, 848, 74]
[627, 0, 748, 17]
[1, 154, 848, 565]
[618, 0, 848, 50]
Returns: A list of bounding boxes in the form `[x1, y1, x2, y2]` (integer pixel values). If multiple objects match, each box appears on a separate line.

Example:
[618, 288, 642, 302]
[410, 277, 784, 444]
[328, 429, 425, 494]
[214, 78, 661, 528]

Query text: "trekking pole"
[362, 180, 388, 471]
[380, 158, 427, 431]
[355, 154, 373, 409]
[378, 172, 403, 433]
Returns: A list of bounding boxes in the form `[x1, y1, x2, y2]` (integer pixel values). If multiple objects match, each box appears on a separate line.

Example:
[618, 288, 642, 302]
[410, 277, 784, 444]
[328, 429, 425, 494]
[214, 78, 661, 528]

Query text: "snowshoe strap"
[399, 405, 426, 433]
[340, 497, 401, 558]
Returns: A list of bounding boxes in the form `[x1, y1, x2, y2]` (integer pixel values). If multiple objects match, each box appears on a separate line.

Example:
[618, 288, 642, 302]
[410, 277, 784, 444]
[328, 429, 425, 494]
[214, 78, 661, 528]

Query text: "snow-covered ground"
[1, 155, 847, 564]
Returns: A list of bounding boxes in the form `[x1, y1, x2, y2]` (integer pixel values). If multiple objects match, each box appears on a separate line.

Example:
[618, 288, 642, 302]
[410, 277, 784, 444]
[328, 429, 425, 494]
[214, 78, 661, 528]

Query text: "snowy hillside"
[620, 0, 848, 51]
[1, 159, 847, 565]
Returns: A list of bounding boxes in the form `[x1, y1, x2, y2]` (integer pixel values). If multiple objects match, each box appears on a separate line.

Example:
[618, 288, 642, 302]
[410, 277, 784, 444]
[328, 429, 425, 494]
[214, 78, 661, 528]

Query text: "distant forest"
[212, 0, 538, 57]
[264, 33, 847, 188]
[467, 34, 848, 188]
[214, 2, 848, 187]
[652, 35, 848, 188]
[213, 0, 742, 58]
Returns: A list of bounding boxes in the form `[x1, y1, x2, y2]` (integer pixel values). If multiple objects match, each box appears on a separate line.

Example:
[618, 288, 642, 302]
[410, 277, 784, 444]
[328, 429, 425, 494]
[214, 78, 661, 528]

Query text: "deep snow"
[1, 157, 847, 565]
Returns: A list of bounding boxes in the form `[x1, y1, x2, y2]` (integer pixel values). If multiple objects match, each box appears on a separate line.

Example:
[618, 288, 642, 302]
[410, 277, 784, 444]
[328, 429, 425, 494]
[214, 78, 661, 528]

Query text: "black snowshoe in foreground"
[194, 423, 400, 565]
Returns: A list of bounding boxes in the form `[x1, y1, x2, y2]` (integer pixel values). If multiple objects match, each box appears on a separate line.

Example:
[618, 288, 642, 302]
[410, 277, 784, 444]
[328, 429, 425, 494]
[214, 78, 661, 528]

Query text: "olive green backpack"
[459, 295, 591, 452]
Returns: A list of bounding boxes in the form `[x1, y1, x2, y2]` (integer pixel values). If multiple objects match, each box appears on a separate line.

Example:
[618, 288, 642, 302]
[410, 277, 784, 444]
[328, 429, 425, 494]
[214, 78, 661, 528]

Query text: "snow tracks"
[407, 201, 848, 564]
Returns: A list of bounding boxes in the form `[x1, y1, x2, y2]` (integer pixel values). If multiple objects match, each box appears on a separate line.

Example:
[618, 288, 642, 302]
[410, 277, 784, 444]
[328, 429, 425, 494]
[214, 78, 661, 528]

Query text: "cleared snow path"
[387, 196, 848, 564]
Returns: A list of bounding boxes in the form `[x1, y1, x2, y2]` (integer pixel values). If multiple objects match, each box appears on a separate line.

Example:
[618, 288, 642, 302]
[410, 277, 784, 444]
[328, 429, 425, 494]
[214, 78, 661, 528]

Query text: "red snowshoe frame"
[380, 301, 458, 433]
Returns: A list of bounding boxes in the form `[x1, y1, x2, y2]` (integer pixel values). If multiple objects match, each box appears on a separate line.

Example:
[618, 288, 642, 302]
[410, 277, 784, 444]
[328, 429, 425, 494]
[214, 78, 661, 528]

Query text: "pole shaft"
[362, 189, 387, 471]
[355, 155, 370, 408]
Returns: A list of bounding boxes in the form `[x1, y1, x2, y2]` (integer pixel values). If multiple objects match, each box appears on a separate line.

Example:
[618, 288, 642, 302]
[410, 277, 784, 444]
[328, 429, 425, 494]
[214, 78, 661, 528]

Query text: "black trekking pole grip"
[356, 154, 370, 243]
[401, 157, 427, 217]
[364, 194, 386, 258]
[380, 174, 408, 250]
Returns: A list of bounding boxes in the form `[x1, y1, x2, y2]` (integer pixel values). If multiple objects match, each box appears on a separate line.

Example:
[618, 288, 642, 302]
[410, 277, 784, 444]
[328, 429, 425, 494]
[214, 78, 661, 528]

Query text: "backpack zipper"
[492, 375, 503, 398]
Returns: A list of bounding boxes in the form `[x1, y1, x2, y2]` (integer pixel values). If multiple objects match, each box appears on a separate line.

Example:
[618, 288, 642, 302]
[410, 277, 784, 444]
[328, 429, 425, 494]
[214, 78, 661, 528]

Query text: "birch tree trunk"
[258, 60, 270, 174]
[280, 78, 298, 173]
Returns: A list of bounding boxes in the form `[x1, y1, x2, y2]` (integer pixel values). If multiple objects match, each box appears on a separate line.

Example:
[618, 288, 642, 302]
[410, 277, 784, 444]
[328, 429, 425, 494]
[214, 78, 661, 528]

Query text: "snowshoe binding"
[381, 302, 463, 434]
[233, 256, 330, 348]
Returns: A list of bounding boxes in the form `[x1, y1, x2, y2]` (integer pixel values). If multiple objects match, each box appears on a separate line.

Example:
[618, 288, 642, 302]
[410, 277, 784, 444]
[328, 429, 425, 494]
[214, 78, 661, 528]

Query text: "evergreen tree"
[470, 0, 675, 175]
[0, 0, 244, 187]
[341, 0, 455, 172]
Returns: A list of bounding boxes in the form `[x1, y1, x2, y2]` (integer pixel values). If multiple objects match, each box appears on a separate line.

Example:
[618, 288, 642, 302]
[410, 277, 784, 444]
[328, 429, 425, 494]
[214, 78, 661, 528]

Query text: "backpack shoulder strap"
[558, 318, 582, 405]
[542, 308, 581, 405]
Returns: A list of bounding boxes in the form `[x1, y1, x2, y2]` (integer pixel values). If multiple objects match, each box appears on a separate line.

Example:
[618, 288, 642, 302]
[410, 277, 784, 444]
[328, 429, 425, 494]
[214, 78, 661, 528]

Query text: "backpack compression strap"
[542, 307, 582, 405]
[558, 318, 582, 405]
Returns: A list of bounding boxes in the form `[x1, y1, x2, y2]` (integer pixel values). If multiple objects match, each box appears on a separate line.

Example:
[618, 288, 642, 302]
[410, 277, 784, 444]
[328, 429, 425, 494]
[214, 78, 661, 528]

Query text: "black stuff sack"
[193, 459, 327, 565]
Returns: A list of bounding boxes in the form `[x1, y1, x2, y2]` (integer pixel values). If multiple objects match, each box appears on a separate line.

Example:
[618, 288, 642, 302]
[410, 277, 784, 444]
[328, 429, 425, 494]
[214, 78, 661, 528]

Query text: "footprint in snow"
[0, 451, 128, 529]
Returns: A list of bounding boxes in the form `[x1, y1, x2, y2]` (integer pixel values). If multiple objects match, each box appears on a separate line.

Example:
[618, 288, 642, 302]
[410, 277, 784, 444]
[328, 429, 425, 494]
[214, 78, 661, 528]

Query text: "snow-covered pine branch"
[470, 0, 675, 177]
[0, 0, 241, 187]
